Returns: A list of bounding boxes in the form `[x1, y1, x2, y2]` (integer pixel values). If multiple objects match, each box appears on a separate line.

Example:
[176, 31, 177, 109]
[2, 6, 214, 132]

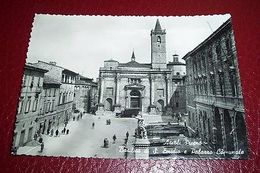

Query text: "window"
[18, 98, 24, 114]
[175, 91, 179, 97]
[106, 87, 114, 95]
[25, 97, 31, 113]
[30, 76, 34, 88]
[32, 98, 38, 112]
[62, 74, 65, 83]
[226, 37, 232, 52]
[218, 71, 225, 96]
[157, 36, 161, 43]
[48, 102, 51, 112]
[229, 70, 238, 97]
[59, 93, 62, 104]
[22, 75, 26, 87]
[216, 44, 222, 60]
[62, 93, 66, 103]
[130, 78, 141, 84]
[37, 77, 40, 87]
[157, 89, 164, 97]
[209, 72, 216, 95]
[48, 89, 51, 97]
[51, 100, 55, 111]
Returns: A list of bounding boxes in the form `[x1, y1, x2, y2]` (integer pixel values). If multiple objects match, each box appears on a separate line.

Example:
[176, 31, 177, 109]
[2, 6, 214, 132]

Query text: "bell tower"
[151, 19, 167, 69]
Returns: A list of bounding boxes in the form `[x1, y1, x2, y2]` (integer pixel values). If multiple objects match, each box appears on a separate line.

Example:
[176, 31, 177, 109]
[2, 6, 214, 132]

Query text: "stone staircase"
[142, 113, 163, 124]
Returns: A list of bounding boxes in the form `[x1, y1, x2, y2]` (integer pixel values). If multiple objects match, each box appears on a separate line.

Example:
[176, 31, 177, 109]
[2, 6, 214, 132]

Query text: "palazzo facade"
[98, 20, 186, 114]
[183, 18, 247, 157]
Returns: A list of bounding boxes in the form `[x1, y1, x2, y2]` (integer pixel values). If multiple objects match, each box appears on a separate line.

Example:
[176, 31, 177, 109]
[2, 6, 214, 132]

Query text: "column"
[231, 111, 238, 151]
[165, 75, 168, 105]
[151, 77, 155, 105]
[149, 75, 152, 105]
[116, 74, 120, 104]
[100, 78, 104, 103]
[114, 74, 117, 104]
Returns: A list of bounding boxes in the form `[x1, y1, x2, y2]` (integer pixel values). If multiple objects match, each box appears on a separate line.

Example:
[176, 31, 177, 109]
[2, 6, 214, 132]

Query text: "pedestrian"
[73, 116, 75, 121]
[63, 127, 66, 134]
[40, 142, 44, 153]
[126, 131, 129, 139]
[113, 134, 117, 143]
[55, 129, 59, 137]
[92, 122, 95, 129]
[124, 146, 128, 159]
[66, 129, 69, 135]
[104, 138, 109, 148]
[50, 129, 54, 136]
[39, 137, 43, 143]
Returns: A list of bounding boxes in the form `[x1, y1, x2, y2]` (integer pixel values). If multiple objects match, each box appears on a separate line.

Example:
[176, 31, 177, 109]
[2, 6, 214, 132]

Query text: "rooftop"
[25, 63, 48, 73]
[43, 75, 61, 85]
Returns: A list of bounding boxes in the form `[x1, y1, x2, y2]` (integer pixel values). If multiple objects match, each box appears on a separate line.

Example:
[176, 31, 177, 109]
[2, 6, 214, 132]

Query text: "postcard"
[11, 14, 248, 159]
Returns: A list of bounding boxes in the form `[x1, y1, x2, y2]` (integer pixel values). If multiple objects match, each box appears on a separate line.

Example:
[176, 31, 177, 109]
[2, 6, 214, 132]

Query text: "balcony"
[194, 94, 244, 110]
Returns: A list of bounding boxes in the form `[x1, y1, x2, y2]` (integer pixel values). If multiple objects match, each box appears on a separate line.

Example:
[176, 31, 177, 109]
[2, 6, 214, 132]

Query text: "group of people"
[73, 112, 83, 121]
[106, 119, 111, 125]
[103, 131, 129, 148]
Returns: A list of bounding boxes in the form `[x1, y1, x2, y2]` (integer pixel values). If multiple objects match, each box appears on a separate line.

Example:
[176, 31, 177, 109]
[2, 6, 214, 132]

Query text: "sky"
[27, 14, 231, 80]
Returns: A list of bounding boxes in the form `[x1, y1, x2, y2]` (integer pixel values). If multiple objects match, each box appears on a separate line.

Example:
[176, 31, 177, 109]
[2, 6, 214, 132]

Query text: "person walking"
[113, 134, 117, 143]
[92, 122, 95, 129]
[63, 127, 66, 134]
[55, 129, 59, 137]
[40, 142, 44, 153]
[66, 129, 69, 135]
[126, 131, 129, 139]
[50, 129, 54, 136]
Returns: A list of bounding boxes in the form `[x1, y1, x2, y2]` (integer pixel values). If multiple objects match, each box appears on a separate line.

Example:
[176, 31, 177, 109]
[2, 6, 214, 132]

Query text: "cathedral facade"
[98, 20, 186, 114]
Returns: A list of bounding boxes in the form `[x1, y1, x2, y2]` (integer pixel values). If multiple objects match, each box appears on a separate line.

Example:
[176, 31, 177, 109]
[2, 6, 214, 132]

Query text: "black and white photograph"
[11, 14, 248, 159]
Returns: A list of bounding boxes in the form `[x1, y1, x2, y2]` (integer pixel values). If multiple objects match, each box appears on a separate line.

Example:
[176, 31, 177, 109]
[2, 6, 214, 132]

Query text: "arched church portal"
[130, 90, 141, 109]
[105, 98, 113, 111]
[157, 99, 164, 112]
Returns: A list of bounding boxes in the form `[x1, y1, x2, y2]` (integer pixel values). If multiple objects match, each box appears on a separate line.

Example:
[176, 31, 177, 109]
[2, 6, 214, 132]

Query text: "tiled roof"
[25, 63, 48, 73]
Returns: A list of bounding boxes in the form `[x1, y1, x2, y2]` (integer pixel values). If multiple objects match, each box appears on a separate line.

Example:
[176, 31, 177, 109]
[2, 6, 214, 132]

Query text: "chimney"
[172, 54, 179, 62]
[49, 61, 57, 66]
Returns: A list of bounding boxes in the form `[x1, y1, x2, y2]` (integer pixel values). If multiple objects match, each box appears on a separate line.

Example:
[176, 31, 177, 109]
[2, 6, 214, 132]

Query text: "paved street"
[17, 113, 138, 159]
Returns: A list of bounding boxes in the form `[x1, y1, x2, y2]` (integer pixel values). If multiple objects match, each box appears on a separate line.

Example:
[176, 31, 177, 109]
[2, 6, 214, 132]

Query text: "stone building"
[37, 75, 61, 134]
[13, 63, 47, 147]
[32, 61, 78, 127]
[98, 19, 186, 114]
[183, 18, 247, 156]
[168, 54, 186, 114]
[74, 75, 98, 113]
